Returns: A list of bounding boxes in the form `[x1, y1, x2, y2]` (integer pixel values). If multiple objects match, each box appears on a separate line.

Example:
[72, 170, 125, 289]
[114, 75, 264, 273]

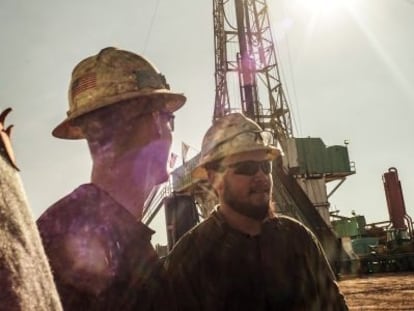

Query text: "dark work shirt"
[165, 210, 348, 311]
[37, 183, 167, 311]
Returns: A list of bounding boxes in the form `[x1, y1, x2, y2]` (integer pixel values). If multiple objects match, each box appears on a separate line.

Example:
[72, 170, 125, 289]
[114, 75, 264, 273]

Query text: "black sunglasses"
[221, 160, 272, 176]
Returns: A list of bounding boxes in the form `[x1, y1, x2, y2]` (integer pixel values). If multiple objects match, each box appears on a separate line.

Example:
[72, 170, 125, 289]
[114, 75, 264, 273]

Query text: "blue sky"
[1, 0, 413, 245]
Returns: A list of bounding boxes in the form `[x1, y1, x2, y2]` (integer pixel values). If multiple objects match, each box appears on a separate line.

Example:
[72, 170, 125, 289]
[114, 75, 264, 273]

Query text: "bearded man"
[165, 113, 348, 311]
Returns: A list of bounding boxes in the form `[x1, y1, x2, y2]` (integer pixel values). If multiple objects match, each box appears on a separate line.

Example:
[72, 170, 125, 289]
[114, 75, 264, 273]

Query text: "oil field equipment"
[332, 167, 414, 274]
[141, 0, 356, 276]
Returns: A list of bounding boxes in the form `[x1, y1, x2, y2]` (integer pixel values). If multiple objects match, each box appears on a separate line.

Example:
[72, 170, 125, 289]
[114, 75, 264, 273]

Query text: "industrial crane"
[144, 0, 355, 271]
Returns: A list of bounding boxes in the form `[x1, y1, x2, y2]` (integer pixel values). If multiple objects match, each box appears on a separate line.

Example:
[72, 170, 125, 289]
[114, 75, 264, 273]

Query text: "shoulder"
[37, 183, 155, 246]
[268, 214, 310, 231]
[37, 184, 101, 223]
[185, 210, 226, 248]
[165, 212, 223, 265]
[37, 183, 145, 234]
[266, 214, 319, 244]
[169, 215, 216, 252]
[36, 183, 157, 295]
[38, 184, 113, 221]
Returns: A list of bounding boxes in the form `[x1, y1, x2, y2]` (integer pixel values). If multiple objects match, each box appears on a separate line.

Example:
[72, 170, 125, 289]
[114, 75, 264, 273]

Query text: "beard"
[222, 178, 270, 221]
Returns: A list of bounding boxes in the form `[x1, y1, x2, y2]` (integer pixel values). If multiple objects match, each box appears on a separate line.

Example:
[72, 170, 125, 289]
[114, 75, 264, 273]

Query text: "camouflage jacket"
[37, 183, 167, 311]
[165, 210, 349, 311]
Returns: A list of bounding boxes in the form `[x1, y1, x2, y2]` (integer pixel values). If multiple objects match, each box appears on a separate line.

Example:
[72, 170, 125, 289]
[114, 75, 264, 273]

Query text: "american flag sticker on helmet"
[71, 73, 97, 98]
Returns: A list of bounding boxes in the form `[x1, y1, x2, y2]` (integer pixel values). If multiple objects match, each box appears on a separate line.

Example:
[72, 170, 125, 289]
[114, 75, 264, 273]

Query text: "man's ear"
[151, 110, 163, 137]
[207, 170, 223, 193]
[207, 169, 215, 185]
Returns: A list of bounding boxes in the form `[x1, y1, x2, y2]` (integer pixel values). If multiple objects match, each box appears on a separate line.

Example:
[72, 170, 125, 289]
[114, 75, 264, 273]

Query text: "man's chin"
[230, 202, 269, 221]
[246, 206, 269, 221]
[250, 193, 270, 205]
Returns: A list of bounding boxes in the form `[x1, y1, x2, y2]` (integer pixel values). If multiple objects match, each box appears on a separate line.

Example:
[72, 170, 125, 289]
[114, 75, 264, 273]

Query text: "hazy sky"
[1, 0, 413, 245]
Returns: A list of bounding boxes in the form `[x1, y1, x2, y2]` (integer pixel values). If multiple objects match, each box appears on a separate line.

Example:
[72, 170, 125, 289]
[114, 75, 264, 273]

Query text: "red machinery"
[355, 167, 414, 273]
[383, 167, 413, 234]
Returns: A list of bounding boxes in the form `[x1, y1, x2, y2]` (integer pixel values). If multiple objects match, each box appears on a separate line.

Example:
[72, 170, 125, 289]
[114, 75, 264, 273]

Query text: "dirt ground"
[338, 272, 414, 310]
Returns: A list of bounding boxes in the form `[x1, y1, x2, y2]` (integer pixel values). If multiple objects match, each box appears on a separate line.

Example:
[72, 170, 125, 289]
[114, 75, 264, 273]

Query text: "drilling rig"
[144, 0, 355, 272]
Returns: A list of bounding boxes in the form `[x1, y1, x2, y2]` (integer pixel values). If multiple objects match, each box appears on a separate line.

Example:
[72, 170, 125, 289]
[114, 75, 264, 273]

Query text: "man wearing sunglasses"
[36, 47, 185, 310]
[165, 113, 348, 310]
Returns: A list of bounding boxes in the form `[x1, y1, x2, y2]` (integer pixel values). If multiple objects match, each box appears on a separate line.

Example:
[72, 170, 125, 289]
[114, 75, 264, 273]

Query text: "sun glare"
[294, 0, 354, 17]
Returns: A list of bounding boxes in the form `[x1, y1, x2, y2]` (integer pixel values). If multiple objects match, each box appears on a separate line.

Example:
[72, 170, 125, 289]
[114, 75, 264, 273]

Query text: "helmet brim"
[52, 91, 186, 139]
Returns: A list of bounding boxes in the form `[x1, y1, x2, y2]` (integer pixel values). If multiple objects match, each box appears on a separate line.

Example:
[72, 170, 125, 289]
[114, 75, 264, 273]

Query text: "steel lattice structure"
[213, 0, 293, 151]
[147, 1, 350, 270]
[211, 0, 345, 268]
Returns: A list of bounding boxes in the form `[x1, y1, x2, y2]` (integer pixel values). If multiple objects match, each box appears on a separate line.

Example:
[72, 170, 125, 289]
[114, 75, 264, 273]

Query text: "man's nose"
[253, 167, 270, 180]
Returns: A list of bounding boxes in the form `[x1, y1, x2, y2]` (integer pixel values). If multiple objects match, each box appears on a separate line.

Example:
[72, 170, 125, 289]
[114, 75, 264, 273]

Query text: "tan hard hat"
[53, 47, 186, 139]
[192, 113, 280, 180]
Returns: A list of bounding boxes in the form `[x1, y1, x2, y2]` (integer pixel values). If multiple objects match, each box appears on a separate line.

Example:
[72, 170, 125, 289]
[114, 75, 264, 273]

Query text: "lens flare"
[294, 0, 354, 16]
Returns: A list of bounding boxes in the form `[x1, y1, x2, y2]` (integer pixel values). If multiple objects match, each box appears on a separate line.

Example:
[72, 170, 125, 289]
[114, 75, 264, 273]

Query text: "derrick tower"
[213, 0, 292, 151]
[210, 0, 343, 263]
[146, 0, 355, 271]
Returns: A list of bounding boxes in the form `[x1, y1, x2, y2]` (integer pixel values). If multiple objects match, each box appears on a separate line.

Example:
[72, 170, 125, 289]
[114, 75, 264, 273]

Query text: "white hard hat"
[192, 113, 280, 180]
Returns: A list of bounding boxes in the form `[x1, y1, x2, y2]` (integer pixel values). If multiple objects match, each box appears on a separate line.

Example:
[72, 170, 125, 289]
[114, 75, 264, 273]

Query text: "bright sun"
[294, 0, 353, 16]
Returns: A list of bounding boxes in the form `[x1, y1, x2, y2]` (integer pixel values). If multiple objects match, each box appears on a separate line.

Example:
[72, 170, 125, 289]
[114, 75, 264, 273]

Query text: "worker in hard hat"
[164, 113, 348, 311]
[37, 47, 186, 310]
